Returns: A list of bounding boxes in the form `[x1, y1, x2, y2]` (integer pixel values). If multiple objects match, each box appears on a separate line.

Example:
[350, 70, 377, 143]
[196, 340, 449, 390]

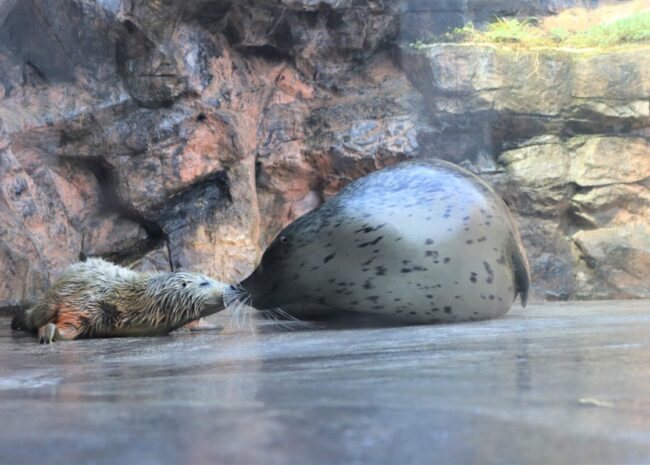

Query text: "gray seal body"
[241, 159, 530, 323]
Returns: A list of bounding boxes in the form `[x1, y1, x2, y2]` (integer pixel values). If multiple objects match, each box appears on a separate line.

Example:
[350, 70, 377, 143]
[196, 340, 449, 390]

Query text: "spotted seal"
[11, 258, 230, 343]
[238, 159, 530, 323]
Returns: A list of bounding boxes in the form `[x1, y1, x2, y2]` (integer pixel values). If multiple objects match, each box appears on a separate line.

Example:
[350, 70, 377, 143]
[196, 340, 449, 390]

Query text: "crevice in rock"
[157, 170, 232, 234]
[63, 155, 169, 265]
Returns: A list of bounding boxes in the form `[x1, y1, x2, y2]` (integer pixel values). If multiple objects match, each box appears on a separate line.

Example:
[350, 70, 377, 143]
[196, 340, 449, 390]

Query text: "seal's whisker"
[246, 304, 256, 336]
[260, 310, 294, 331]
[272, 307, 316, 330]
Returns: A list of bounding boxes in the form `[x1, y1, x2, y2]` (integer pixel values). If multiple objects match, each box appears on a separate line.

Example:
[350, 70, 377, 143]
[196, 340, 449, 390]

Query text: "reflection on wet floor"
[1, 300, 650, 465]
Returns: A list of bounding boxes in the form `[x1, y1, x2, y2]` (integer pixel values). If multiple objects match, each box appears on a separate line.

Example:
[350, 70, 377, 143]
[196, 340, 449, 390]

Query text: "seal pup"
[11, 258, 230, 343]
[238, 159, 530, 324]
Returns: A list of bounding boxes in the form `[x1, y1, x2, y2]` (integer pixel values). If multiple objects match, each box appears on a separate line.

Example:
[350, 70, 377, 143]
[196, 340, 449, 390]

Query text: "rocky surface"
[0, 0, 648, 312]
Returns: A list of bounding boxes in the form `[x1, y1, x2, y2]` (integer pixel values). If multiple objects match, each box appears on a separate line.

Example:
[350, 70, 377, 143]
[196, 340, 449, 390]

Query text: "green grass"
[413, 11, 650, 49]
[564, 11, 650, 47]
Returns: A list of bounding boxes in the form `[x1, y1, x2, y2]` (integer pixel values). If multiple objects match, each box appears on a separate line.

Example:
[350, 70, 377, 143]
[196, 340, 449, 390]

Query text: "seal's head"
[241, 208, 331, 309]
[144, 272, 228, 320]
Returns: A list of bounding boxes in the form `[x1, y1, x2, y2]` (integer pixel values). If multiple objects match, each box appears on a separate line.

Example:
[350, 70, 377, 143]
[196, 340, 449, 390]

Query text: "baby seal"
[11, 258, 229, 343]
[239, 159, 530, 324]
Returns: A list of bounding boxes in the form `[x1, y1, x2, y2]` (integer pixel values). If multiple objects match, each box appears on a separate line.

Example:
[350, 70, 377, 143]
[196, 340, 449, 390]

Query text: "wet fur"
[12, 258, 228, 341]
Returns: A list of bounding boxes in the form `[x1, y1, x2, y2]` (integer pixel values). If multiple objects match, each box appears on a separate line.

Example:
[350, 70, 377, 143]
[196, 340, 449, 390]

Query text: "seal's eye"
[280, 236, 288, 244]
[200, 281, 210, 287]
[181, 282, 187, 288]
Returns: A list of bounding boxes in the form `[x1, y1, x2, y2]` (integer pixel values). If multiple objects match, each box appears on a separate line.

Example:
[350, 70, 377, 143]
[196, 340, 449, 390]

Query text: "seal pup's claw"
[38, 323, 57, 344]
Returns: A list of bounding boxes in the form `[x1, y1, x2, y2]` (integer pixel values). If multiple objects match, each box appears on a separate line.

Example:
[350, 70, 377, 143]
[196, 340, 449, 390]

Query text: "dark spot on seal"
[358, 236, 384, 248]
[367, 296, 379, 302]
[355, 223, 386, 234]
[483, 261, 494, 284]
[425, 239, 434, 245]
[426, 294, 433, 299]
[444, 257, 451, 263]
[409, 311, 417, 315]
[466, 240, 474, 245]
[323, 253, 336, 263]
[489, 295, 495, 300]
[444, 306, 452, 313]
[350, 301, 359, 305]
[401, 268, 412, 273]
[362, 256, 378, 266]
[425, 250, 438, 258]
[470, 272, 478, 283]
[402, 260, 411, 265]
[363, 280, 375, 290]
[375, 266, 387, 276]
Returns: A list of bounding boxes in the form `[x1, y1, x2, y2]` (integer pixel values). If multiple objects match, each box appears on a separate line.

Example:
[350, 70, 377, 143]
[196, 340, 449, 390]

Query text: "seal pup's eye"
[200, 281, 210, 287]
[280, 236, 288, 244]
[181, 281, 187, 288]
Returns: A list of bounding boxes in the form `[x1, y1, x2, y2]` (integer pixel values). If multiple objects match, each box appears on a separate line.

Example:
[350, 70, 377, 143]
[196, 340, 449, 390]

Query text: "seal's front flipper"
[184, 318, 220, 331]
[38, 324, 56, 344]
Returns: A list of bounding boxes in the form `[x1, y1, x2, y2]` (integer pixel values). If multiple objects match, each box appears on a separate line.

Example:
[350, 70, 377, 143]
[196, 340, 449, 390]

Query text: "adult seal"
[239, 159, 530, 323]
[12, 258, 230, 343]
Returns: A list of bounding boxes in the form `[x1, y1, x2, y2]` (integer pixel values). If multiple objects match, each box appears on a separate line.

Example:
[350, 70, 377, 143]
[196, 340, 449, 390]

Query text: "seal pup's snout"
[192, 277, 229, 315]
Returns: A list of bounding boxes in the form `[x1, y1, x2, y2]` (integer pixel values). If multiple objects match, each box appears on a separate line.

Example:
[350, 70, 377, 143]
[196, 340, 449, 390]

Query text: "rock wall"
[0, 0, 648, 312]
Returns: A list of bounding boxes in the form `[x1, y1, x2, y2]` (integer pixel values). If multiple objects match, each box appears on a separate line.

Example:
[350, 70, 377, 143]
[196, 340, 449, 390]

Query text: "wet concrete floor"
[1, 300, 650, 465]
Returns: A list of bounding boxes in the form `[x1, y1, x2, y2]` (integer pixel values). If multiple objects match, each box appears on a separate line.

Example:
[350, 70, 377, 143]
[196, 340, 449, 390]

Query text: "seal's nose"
[240, 272, 277, 310]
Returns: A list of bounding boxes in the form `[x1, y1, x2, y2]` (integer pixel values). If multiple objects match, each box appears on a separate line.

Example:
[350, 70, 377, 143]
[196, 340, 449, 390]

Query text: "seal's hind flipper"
[512, 243, 531, 307]
[11, 313, 25, 331]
